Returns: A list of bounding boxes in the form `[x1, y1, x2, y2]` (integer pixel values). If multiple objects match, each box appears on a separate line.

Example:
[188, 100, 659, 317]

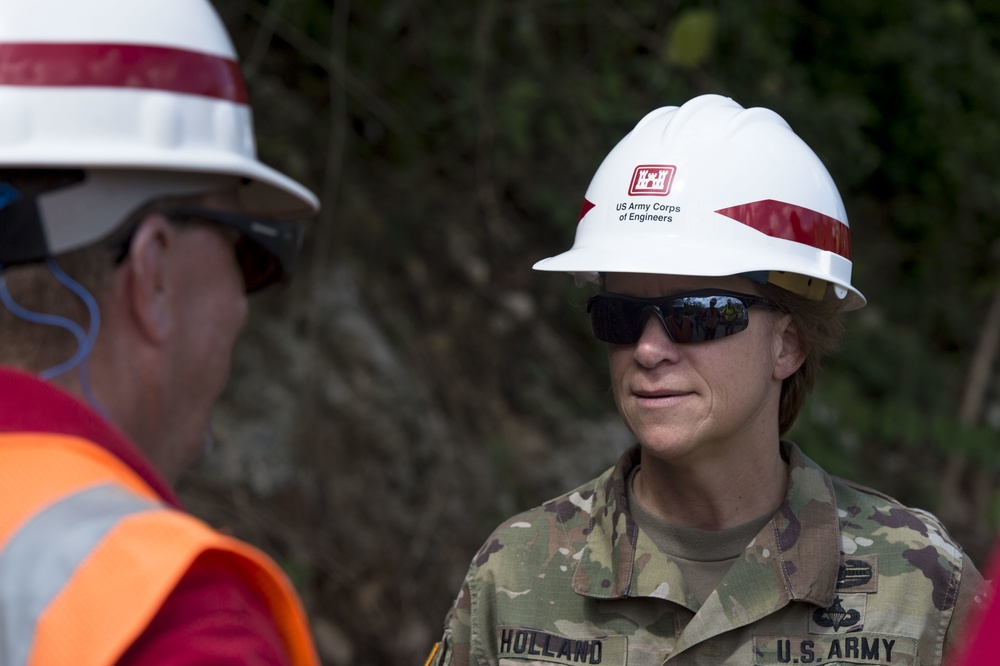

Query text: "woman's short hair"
[757, 280, 846, 435]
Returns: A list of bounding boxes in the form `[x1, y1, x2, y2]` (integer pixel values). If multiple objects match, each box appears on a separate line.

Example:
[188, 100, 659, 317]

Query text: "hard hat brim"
[533, 241, 867, 312]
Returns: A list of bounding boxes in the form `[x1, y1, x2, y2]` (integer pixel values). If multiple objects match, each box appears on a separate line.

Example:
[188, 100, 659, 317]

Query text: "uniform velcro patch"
[836, 555, 878, 593]
[753, 634, 918, 665]
[497, 626, 627, 665]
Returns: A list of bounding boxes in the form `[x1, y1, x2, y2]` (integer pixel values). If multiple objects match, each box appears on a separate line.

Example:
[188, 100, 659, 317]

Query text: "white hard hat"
[533, 94, 866, 310]
[0, 0, 318, 263]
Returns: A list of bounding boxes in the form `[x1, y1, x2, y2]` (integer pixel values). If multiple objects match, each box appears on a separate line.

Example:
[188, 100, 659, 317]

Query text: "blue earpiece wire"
[0, 259, 107, 416]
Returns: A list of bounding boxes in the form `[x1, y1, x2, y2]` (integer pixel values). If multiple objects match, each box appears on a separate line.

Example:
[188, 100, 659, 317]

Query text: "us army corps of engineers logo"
[628, 164, 675, 196]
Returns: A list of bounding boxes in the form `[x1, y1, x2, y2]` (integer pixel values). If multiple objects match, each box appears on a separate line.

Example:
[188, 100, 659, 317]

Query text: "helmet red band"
[0, 42, 247, 103]
[715, 199, 852, 260]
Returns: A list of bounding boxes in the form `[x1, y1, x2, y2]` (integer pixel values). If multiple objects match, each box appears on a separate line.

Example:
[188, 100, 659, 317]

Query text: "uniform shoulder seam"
[832, 475, 903, 506]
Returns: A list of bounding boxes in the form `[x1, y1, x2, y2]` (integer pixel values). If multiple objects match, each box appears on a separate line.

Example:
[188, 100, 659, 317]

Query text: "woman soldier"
[429, 95, 983, 666]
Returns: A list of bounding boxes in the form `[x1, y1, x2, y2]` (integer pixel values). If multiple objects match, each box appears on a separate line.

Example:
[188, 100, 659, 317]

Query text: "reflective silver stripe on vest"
[0, 483, 159, 666]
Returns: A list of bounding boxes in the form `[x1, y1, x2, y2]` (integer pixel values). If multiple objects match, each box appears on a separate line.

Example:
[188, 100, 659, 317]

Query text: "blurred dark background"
[180, 2, 1000, 663]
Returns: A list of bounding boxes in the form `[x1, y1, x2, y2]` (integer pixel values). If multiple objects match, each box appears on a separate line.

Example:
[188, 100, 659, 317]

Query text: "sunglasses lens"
[588, 293, 755, 345]
[671, 295, 749, 343]
[235, 236, 283, 293]
[588, 296, 646, 344]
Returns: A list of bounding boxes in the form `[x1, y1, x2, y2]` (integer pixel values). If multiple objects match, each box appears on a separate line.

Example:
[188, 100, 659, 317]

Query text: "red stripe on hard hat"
[0, 42, 248, 103]
[715, 199, 851, 259]
[578, 197, 596, 222]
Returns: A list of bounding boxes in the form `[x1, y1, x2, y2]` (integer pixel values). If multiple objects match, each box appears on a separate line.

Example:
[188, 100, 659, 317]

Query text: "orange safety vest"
[0, 432, 320, 666]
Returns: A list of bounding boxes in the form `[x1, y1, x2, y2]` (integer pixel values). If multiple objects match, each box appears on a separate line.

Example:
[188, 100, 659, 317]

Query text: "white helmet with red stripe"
[0, 0, 317, 264]
[533, 94, 866, 311]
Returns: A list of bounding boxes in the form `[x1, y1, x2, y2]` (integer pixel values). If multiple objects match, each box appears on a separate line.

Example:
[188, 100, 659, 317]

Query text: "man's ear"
[772, 313, 807, 381]
[122, 214, 175, 344]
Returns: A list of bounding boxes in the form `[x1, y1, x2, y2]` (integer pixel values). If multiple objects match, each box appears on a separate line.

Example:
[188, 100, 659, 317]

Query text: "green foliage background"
[201, 1, 1000, 663]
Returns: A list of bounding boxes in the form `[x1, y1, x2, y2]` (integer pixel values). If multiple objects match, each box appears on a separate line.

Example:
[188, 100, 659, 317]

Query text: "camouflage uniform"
[431, 442, 983, 666]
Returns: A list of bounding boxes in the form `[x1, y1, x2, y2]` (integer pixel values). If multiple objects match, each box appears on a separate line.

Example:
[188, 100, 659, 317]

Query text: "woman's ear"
[772, 313, 807, 381]
[121, 214, 175, 344]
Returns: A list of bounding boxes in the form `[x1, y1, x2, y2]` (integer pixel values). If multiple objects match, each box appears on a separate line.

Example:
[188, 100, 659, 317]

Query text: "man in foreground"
[0, 0, 322, 662]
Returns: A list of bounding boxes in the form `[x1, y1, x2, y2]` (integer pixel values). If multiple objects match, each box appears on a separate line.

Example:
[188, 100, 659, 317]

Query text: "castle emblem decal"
[628, 164, 676, 196]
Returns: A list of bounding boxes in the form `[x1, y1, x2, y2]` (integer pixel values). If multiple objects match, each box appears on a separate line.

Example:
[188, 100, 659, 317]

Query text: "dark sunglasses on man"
[113, 207, 302, 293]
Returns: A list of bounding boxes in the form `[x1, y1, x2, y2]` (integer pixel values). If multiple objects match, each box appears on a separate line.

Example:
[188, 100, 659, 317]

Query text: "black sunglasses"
[113, 206, 303, 293]
[586, 289, 772, 345]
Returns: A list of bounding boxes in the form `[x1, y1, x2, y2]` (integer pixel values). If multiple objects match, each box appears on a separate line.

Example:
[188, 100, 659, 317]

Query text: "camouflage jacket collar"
[571, 441, 840, 613]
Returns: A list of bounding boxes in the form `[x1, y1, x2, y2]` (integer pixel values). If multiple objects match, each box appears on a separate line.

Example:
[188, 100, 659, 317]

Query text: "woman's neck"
[632, 442, 788, 530]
